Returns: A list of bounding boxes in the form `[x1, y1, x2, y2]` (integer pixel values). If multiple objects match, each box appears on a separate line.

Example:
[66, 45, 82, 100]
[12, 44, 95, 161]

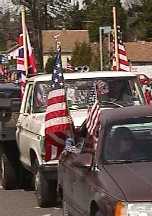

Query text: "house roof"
[125, 41, 152, 62]
[42, 30, 89, 54]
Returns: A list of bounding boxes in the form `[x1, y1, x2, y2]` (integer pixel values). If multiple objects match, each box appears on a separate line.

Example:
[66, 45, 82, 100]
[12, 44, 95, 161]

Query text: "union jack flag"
[17, 34, 26, 98]
[45, 43, 72, 161]
[17, 27, 37, 98]
[112, 26, 129, 72]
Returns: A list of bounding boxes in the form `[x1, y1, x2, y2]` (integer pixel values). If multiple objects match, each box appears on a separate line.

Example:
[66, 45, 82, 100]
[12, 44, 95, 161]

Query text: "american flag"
[86, 83, 101, 136]
[45, 43, 72, 161]
[112, 26, 129, 72]
[66, 57, 74, 72]
[17, 27, 37, 98]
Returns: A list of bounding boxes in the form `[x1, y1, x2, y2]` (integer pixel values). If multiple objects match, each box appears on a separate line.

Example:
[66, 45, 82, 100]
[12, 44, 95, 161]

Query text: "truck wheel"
[63, 198, 70, 216]
[1, 154, 17, 189]
[34, 168, 57, 207]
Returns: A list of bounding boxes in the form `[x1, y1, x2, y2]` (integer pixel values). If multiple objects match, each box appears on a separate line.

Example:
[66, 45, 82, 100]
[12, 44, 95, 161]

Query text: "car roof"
[27, 71, 136, 82]
[0, 82, 20, 90]
[101, 105, 152, 125]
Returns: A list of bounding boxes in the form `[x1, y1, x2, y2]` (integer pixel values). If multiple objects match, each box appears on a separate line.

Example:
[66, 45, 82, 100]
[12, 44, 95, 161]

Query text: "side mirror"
[72, 152, 93, 168]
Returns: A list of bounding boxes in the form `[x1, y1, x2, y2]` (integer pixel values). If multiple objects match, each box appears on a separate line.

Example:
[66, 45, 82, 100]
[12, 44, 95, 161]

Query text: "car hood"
[29, 108, 112, 136]
[104, 162, 152, 201]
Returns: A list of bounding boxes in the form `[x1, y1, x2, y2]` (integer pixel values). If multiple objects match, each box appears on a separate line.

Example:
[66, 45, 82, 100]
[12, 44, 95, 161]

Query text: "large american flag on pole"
[112, 26, 129, 72]
[45, 43, 72, 161]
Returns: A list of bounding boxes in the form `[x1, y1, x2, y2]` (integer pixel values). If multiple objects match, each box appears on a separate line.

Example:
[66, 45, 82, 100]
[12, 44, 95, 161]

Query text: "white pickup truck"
[10, 71, 145, 207]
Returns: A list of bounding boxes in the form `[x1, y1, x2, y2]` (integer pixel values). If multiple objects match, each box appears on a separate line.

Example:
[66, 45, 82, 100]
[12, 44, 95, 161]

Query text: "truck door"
[16, 84, 33, 166]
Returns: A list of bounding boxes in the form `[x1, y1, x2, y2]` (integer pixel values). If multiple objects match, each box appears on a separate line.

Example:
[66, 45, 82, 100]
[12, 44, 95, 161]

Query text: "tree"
[64, 2, 86, 30]
[45, 49, 56, 74]
[0, 8, 20, 51]
[71, 42, 92, 67]
[11, 0, 71, 71]
[83, 0, 128, 42]
[128, 0, 152, 41]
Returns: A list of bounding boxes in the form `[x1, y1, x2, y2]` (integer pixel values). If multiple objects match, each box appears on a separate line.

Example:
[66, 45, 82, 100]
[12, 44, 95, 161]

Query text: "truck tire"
[35, 169, 57, 207]
[1, 154, 17, 189]
[63, 198, 70, 216]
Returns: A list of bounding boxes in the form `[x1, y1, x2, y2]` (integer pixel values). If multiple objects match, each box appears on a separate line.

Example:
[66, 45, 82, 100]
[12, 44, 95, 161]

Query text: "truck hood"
[70, 109, 88, 127]
[104, 162, 152, 201]
[31, 109, 88, 136]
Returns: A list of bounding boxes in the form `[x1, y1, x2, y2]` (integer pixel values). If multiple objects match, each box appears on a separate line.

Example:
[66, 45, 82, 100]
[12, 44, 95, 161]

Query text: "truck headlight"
[115, 201, 152, 216]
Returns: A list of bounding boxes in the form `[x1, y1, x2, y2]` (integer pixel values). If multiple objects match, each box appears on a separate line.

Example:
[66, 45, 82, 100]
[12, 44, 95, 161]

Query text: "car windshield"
[32, 77, 144, 113]
[103, 117, 152, 163]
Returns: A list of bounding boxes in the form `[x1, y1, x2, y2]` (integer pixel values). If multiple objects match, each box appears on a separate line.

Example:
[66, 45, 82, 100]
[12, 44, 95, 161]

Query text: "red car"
[58, 105, 152, 216]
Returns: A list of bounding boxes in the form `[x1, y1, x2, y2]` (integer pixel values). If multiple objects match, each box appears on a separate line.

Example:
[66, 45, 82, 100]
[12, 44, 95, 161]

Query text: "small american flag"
[86, 83, 101, 136]
[45, 43, 72, 161]
[112, 26, 129, 72]
[66, 57, 74, 72]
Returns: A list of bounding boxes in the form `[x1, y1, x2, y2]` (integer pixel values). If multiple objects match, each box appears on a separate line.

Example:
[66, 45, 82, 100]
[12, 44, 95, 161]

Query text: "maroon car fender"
[90, 191, 114, 216]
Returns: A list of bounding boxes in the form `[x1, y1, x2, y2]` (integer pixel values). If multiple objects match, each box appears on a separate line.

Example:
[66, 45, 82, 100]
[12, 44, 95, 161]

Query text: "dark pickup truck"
[0, 82, 21, 189]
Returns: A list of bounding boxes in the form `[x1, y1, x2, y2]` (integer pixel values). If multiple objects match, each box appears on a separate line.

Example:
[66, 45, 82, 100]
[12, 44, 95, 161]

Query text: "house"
[125, 41, 152, 78]
[42, 30, 89, 68]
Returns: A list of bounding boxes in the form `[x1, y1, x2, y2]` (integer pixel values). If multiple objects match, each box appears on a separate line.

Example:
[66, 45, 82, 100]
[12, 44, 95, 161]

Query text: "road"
[0, 185, 62, 216]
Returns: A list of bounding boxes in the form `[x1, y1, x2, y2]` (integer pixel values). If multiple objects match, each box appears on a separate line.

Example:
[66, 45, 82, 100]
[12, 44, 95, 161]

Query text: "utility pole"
[113, 6, 119, 71]
[99, 27, 103, 71]
[99, 26, 111, 71]
[21, 5, 28, 76]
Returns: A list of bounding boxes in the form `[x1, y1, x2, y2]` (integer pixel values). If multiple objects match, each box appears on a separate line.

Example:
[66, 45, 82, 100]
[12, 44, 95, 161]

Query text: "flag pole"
[21, 5, 28, 76]
[113, 6, 119, 71]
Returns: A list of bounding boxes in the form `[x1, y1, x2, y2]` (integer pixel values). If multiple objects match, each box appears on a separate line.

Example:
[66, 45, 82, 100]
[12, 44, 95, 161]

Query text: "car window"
[103, 117, 152, 162]
[24, 84, 33, 114]
[33, 82, 51, 113]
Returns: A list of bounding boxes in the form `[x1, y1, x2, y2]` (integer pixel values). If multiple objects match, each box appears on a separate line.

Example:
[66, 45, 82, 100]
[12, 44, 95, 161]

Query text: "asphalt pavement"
[0, 185, 62, 216]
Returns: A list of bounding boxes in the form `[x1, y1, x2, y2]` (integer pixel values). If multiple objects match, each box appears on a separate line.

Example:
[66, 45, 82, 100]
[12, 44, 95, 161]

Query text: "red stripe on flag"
[118, 48, 127, 56]
[17, 59, 24, 65]
[47, 95, 65, 106]
[45, 123, 71, 134]
[119, 59, 129, 66]
[45, 109, 69, 121]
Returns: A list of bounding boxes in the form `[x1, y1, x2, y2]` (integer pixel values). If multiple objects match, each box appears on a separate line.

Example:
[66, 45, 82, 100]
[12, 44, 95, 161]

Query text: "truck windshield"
[33, 77, 144, 113]
[103, 117, 152, 163]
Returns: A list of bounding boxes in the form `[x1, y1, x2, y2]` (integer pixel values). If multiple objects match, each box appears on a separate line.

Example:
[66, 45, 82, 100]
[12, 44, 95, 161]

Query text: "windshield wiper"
[101, 101, 124, 108]
[104, 159, 152, 164]
[104, 160, 134, 164]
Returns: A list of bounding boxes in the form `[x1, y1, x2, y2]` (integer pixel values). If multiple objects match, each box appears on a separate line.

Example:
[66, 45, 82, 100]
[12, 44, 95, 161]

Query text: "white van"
[4, 71, 146, 207]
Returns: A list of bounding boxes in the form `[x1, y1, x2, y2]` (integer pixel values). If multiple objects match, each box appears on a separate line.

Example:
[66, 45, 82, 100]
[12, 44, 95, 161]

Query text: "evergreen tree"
[129, 0, 152, 41]
[64, 2, 86, 30]
[45, 50, 56, 74]
[11, 0, 71, 71]
[71, 42, 92, 67]
[83, 0, 128, 42]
